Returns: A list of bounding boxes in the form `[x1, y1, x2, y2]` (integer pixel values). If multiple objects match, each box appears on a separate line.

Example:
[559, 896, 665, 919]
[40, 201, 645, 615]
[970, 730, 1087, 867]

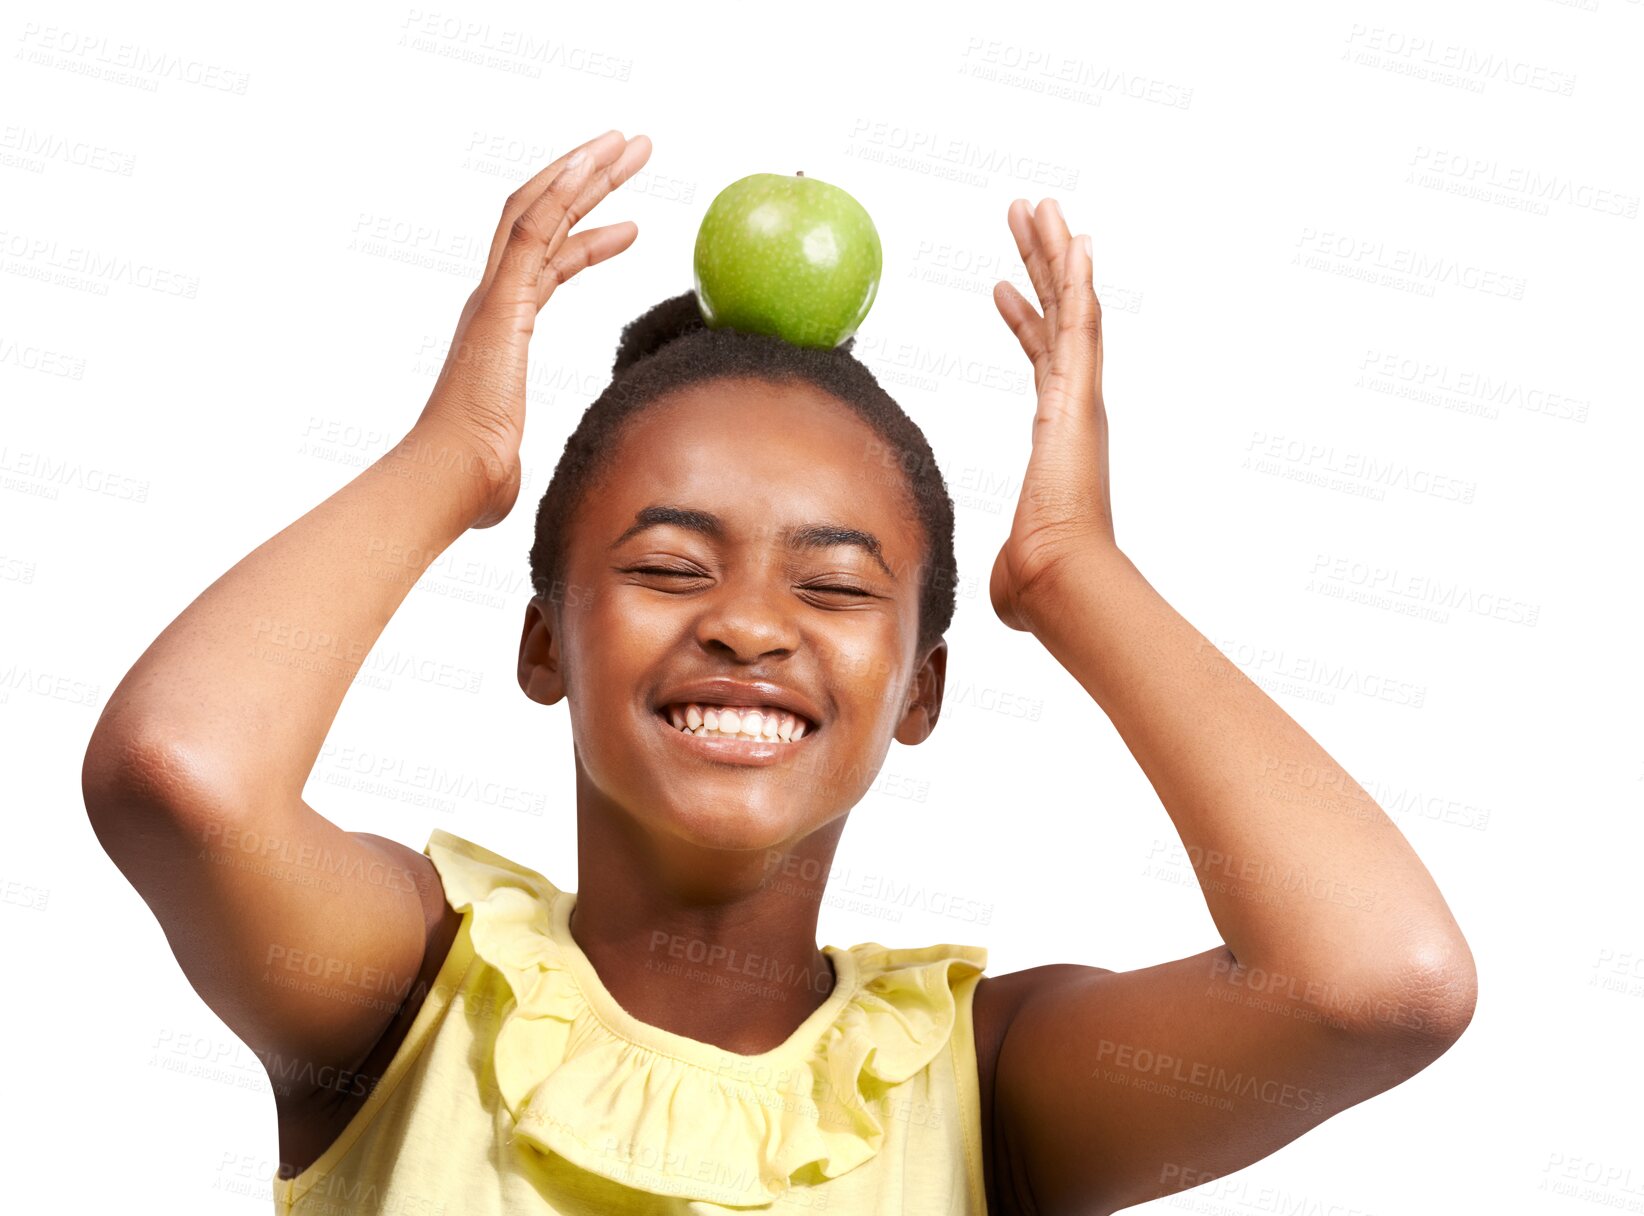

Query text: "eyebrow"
[609, 504, 896, 579]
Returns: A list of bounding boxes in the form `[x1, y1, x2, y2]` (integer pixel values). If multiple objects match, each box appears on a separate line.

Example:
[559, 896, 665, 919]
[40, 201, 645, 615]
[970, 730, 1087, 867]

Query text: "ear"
[893, 638, 947, 745]
[517, 595, 566, 706]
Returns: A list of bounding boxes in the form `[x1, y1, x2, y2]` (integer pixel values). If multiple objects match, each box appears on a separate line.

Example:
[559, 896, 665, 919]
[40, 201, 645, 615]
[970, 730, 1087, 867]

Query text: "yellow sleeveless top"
[271, 828, 991, 1214]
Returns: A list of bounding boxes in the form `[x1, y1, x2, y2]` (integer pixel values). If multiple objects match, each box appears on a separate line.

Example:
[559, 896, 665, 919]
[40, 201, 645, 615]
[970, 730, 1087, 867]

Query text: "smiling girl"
[83, 128, 1476, 1215]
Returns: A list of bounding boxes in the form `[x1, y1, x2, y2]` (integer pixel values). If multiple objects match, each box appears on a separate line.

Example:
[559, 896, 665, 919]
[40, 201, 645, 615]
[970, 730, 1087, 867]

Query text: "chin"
[636, 787, 826, 855]
[573, 706, 850, 853]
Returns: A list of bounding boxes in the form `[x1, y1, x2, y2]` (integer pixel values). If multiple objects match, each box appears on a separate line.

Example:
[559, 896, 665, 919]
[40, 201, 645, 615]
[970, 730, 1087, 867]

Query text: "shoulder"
[274, 832, 464, 1176]
[972, 964, 1115, 1216]
[973, 962, 1116, 1063]
[356, 831, 452, 935]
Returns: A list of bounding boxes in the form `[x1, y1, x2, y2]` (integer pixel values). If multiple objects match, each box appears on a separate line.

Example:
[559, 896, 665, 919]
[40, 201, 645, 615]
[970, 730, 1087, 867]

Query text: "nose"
[691, 558, 800, 661]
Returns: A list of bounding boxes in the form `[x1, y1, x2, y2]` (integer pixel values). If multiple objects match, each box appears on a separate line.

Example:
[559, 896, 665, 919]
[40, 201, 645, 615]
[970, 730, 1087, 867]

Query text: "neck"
[570, 774, 846, 1056]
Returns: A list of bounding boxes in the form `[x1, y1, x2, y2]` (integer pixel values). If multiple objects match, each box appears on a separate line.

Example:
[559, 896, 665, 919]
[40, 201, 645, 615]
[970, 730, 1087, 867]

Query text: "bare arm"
[979, 198, 1477, 1215]
[986, 551, 1476, 1215]
[81, 128, 653, 1106]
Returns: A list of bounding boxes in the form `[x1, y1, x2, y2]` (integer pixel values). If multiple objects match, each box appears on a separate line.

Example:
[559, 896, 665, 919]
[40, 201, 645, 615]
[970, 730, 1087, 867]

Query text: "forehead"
[589, 377, 917, 553]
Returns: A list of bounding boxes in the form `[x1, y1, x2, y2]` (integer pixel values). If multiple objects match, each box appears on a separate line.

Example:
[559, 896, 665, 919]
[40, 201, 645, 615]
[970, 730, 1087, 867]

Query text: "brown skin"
[517, 378, 947, 1048]
[81, 129, 1477, 1209]
[967, 196, 1476, 1214]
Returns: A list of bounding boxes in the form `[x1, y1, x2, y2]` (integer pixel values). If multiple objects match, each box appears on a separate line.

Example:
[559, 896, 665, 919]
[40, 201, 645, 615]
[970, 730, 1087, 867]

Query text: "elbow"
[1356, 934, 1479, 1050]
[83, 719, 179, 820]
[83, 725, 256, 888]
[1418, 938, 1478, 1045]
[82, 719, 234, 832]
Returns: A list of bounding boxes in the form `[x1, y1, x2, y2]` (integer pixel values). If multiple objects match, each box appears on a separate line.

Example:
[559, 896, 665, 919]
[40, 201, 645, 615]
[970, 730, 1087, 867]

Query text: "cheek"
[559, 600, 644, 704]
[827, 631, 908, 724]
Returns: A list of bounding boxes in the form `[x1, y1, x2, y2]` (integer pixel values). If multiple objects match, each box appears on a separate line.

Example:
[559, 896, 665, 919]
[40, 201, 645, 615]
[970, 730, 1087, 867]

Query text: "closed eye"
[628, 567, 873, 597]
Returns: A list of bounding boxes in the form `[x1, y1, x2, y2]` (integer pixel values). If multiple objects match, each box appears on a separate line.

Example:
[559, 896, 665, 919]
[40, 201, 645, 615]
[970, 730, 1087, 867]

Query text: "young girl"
[83, 128, 1477, 1215]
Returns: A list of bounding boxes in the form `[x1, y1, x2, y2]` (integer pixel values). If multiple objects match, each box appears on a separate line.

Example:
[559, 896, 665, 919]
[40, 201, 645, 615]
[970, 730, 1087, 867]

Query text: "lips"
[656, 703, 814, 743]
[651, 704, 816, 765]
[652, 678, 825, 735]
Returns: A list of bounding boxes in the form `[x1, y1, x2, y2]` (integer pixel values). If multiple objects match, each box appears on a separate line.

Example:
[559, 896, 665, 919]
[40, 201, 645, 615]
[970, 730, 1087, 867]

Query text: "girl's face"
[520, 376, 946, 854]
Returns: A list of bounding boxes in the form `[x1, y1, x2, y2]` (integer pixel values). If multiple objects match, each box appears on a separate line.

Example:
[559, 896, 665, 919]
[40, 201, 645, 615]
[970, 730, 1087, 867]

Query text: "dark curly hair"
[527, 290, 958, 659]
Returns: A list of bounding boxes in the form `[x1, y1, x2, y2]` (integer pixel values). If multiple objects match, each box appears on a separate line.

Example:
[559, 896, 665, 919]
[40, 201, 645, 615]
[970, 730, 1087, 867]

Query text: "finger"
[992, 279, 1049, 368]
[1031, 197, 1074, 332]
[490, 134, 647, 304]
[1006, 198, 1055, 318]
[479, 128, 625, 292]
[533, 220, 640, 310]
[520, 133, 651, 290]
[1061, 232, 1102, 344]
[1050, 233, 1103, 400]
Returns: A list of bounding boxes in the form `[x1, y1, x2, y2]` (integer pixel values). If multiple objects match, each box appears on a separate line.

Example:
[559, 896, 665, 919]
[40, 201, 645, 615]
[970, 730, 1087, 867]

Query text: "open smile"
[652, 706, 819, 767]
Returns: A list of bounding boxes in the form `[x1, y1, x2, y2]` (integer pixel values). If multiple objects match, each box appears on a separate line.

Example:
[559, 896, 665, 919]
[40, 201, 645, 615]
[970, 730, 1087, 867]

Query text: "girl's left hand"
[988, 197, 1115, 632]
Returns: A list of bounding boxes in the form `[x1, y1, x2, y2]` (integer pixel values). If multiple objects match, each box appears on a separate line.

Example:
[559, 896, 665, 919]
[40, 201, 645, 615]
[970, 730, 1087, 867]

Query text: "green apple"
[693, 171, 882, 349]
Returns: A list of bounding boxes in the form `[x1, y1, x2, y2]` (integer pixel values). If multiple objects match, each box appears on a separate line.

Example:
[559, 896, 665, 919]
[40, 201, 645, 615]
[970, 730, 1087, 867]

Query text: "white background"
[5, 0, 1641, 1212]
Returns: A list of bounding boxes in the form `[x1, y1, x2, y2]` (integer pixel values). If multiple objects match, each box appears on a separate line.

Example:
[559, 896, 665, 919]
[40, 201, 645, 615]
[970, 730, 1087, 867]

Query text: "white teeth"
[661, 702, 816, 743]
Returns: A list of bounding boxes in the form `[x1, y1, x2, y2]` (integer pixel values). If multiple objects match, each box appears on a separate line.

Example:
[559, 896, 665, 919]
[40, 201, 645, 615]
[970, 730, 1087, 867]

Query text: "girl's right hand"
[414, 128, 652, 528]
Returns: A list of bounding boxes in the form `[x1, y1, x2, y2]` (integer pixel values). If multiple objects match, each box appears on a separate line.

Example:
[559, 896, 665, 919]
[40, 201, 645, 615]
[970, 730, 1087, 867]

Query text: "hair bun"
[612, 290, 708, 378]
[612, 290, 860, 379]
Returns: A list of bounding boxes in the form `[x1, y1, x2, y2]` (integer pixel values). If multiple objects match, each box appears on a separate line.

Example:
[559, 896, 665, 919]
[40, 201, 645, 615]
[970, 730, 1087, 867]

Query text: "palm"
[414, 129, 653, 529]
[988, 198, 1114, 631]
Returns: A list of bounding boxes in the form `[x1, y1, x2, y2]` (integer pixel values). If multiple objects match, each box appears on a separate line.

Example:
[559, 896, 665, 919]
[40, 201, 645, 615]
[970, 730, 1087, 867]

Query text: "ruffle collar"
[425, 828, 988, 1206]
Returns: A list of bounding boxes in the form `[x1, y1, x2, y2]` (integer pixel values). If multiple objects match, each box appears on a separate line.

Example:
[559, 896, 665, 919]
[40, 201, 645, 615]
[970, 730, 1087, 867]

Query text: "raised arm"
[80, 129, 652, 1145]
[977, 199, 1477, 1216]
